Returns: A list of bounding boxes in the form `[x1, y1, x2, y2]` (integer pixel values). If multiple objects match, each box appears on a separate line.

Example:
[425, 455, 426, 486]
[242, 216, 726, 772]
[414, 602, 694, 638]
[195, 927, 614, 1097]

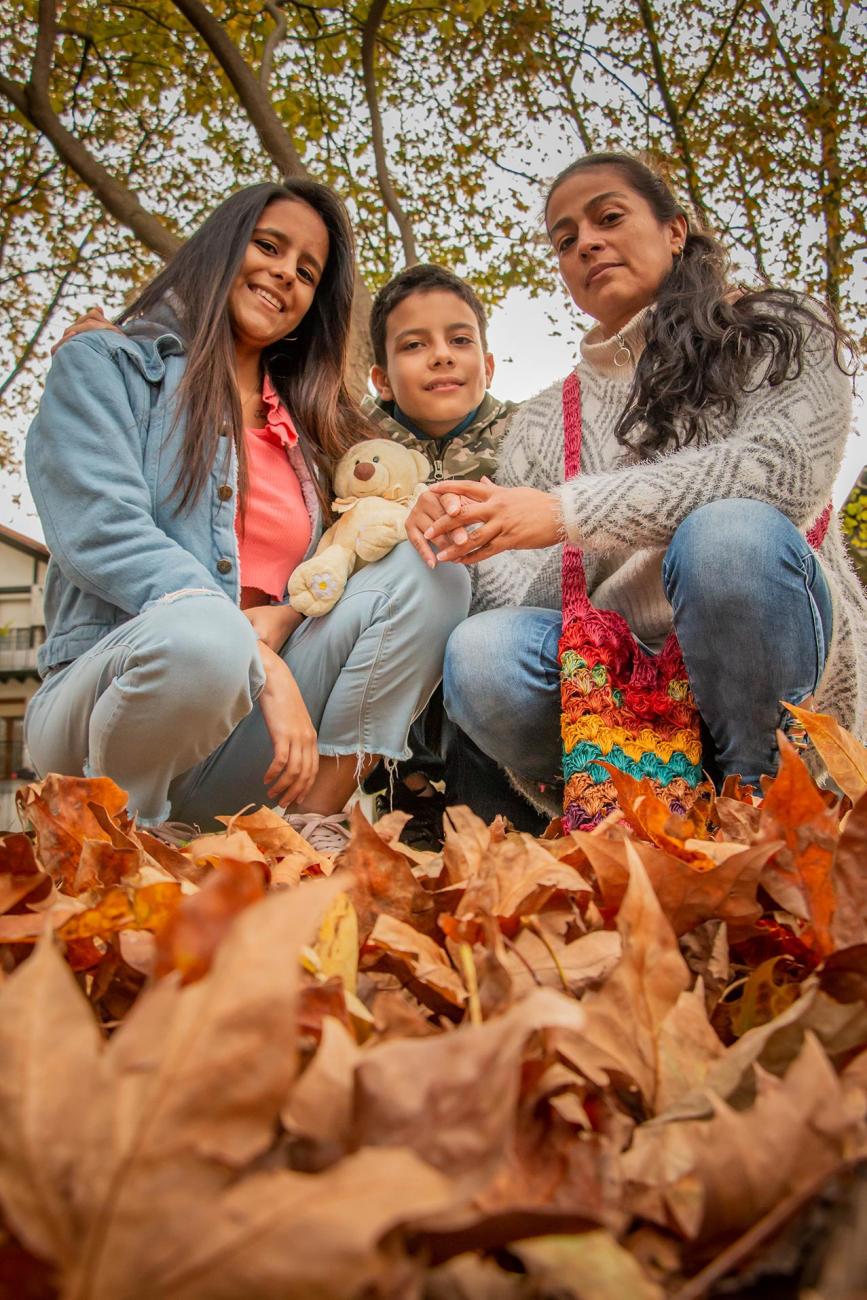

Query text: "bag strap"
[561, 372, 590, 623]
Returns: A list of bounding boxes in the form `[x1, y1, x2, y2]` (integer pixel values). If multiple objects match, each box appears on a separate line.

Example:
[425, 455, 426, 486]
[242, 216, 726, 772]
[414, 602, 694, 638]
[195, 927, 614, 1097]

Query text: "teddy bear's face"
[333, 438, 430, 500]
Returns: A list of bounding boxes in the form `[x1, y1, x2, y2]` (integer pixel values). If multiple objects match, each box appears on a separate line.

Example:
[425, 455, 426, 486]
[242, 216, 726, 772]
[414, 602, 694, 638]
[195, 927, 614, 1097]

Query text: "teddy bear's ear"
[410, 449, 431, 483]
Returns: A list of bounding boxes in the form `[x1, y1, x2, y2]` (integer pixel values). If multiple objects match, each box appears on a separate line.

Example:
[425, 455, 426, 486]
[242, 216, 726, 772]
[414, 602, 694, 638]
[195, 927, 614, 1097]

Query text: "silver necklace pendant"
[613, 331, 632, 367]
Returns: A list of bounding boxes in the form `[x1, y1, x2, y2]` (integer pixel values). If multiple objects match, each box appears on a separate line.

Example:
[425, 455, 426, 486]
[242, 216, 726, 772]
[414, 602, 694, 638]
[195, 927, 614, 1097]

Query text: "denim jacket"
[26, 325, 322, 676]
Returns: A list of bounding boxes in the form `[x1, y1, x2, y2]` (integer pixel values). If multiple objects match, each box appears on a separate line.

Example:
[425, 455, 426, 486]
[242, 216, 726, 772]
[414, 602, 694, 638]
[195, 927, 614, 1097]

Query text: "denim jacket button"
[217, 484, 233, 501]
[216, 558, 232, 574]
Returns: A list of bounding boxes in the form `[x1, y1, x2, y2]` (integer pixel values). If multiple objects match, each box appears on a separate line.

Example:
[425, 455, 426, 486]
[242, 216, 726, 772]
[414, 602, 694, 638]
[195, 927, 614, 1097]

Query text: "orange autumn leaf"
[783, 701, 867, 804]
[601, 767, 719, 871]
[215, 806, 323, 867]
[16, 775, 130, 889]
[576, 832, 769, 941]
[343, 804, 437, 944]
[366, 914, 466, 1007]
[57, 881, 182, 942]
[831, 793, 867, 950]
[154, 860, 266, 983]
[759, 735, 839, 956]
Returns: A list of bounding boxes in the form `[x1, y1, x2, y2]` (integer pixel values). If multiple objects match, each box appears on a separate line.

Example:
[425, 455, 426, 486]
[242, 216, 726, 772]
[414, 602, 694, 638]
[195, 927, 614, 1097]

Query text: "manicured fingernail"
[424, 528, 434, 539]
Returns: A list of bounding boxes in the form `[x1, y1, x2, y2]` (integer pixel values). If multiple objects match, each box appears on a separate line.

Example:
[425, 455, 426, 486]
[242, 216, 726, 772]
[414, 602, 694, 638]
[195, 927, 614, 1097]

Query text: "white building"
[0, 523, 48, 786]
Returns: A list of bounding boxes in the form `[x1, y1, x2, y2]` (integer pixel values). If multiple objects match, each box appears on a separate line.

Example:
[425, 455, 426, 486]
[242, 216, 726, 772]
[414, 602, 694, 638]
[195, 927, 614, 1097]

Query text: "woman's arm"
[419, 344, 851, 564]
[26, 336, 229, 614]
[559, 339, 852, 553]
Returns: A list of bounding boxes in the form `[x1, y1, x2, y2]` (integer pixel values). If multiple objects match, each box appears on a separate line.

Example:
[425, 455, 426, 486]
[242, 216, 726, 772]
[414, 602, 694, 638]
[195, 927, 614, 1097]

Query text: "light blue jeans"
[444, 499, 834, 796]
[26, 542, 471, 828]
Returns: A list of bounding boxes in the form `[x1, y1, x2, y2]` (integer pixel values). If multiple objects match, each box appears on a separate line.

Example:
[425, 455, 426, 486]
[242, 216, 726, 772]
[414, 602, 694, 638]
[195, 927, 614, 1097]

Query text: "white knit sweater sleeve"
[558, 337, 852, 553]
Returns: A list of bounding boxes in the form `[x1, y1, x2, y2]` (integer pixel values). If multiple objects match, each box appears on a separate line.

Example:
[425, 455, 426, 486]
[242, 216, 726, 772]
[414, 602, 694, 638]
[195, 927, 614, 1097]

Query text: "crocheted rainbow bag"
[559, 372, 703, 830]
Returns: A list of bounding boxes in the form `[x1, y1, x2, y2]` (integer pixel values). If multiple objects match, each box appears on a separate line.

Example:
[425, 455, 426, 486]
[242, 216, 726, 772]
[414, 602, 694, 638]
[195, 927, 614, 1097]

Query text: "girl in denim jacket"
[25, 179, 470, 849]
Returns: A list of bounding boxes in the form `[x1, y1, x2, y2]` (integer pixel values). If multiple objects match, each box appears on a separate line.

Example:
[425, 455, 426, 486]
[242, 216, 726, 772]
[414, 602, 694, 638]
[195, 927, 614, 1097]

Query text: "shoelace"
[146, 819, 199, 848]
[283, 811, 351, 856]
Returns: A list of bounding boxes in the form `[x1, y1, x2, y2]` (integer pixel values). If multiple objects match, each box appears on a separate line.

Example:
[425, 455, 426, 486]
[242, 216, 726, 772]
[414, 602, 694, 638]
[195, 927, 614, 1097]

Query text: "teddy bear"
[287, 438, 430, 616]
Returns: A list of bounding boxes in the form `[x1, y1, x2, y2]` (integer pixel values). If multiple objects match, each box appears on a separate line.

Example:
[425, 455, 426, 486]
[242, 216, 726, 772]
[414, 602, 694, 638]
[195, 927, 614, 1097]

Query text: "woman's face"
[228, 198, 330, 353]
[546, 166, 687, 337]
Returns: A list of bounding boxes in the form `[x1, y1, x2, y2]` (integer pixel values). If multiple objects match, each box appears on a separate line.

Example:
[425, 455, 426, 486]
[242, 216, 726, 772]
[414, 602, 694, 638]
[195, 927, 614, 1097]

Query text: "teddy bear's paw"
[288, 567, 345, 616]
[356, 520, 406, 564]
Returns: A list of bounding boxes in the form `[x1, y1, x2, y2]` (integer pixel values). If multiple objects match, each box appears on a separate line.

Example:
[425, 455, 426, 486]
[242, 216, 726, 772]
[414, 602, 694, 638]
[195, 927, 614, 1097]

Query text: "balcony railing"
[0, 628, 40, 672]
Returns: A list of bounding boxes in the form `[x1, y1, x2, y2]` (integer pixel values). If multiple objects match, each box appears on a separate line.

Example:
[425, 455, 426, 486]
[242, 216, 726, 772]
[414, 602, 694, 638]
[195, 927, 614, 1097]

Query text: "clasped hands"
[406, 477, 562, 568]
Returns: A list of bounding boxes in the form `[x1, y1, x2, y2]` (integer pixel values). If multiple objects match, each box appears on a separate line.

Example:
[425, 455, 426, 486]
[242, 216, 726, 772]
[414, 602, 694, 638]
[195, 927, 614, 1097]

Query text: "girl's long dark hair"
[121, 179, 368, 511]
[546, 152, 856, 455]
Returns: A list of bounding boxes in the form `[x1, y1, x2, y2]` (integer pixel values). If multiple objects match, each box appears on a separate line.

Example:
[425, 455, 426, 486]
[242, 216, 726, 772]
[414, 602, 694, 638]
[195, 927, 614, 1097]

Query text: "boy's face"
[371, 289, 495, 439]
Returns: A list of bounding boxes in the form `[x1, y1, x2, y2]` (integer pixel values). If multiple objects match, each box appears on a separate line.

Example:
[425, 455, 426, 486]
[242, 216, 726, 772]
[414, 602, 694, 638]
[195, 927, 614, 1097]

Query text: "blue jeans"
[26, 542, 470, 827]
[444, 499, 833, 805]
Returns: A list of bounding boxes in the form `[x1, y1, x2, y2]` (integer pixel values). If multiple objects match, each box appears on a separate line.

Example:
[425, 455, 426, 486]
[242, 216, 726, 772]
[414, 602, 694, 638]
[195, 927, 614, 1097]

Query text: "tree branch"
[732, 152, 768, 280]
[31, 0, 58, 92]
[260, 0, 288, 89]
[547, 29, 593, 151]
[360, 0, 418, 266]
[682, 0, 751, 118]
[0, 30, 181, 262]
[169, 0, 307, 178]
[757, 4, 813, 104]
[0, 228, 92, 401]
[635, 0, 709, 221]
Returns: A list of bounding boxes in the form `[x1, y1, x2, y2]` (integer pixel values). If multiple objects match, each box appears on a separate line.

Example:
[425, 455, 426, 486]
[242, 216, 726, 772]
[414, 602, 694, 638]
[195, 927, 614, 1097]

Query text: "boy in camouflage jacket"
[362, 264, 518, 843]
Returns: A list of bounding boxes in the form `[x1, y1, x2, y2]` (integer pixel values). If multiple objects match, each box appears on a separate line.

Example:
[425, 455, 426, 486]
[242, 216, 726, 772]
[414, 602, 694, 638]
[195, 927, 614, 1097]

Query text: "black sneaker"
[375, 781, 446, 851]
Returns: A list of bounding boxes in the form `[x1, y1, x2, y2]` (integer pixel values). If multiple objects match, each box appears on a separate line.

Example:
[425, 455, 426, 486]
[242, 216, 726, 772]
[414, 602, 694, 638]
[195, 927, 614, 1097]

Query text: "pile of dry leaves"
[2, 702, 867, 1299]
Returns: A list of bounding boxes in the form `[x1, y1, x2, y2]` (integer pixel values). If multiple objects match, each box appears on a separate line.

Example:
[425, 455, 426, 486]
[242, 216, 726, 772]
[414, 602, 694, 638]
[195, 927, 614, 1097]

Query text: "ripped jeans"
[444, 499, 834, 801]
[25, 542, 471, 828]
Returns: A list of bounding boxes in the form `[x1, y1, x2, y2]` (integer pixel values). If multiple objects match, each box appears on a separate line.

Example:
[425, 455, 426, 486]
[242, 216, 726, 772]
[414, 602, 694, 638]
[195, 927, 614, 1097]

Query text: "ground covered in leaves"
[2, 704, 867, 1299]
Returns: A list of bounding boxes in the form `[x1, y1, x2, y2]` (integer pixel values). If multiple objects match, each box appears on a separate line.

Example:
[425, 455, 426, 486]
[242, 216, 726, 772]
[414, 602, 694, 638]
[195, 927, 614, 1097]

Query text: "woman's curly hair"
[547, 152, 857, 456]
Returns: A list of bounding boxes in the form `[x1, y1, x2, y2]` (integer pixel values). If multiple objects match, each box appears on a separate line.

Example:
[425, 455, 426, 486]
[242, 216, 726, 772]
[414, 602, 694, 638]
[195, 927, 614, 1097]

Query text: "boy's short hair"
[370, 263, 489, 367]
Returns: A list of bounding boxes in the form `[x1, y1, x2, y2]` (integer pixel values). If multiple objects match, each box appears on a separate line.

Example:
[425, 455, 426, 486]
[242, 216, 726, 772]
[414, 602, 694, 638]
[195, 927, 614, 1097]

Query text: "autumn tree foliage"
[0, 0, 864, 469]
[2, 704, 867, 1295]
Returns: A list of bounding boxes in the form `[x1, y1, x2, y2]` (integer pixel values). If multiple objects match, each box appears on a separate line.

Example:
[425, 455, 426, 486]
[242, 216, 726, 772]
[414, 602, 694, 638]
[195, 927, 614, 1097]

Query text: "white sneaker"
[283, 811, 352, 856]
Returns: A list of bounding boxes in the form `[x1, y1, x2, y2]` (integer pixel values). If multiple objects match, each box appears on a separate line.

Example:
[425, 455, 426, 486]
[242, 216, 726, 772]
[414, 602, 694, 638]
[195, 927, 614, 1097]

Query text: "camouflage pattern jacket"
[360, 392, 518, 483]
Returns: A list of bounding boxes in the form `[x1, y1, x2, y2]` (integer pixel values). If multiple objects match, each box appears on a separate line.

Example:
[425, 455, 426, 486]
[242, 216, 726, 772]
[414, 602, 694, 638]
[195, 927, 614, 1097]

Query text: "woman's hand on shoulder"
[244, 602, 303, 652]
[51, 306, 122, 356]
[256, 642, 319, 806]
[417, 478, 562, 565]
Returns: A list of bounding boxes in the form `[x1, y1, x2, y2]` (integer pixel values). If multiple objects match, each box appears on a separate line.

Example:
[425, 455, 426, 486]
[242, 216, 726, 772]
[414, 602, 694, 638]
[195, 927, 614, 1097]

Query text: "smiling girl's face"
[546, 165, 687, 338]
[227, 198, 330, 355]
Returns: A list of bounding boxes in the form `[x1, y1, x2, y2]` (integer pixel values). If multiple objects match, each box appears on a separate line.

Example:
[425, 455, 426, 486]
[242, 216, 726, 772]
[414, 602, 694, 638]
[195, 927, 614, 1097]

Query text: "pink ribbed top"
[236, 376, 311, 602]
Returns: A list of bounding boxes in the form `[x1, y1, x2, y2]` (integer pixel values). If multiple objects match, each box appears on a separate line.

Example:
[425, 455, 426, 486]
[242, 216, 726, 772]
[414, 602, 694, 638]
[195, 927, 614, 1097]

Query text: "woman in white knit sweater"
[406, 152, 866, 822]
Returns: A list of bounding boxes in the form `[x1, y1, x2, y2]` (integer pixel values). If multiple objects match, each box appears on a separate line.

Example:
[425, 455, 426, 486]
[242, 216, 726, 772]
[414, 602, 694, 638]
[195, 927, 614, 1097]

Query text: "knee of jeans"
[663, 498, 795, 601]
[147, 597, 261, 704]
[400, 550, 472, 637]
[443, 616, 491, 735]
